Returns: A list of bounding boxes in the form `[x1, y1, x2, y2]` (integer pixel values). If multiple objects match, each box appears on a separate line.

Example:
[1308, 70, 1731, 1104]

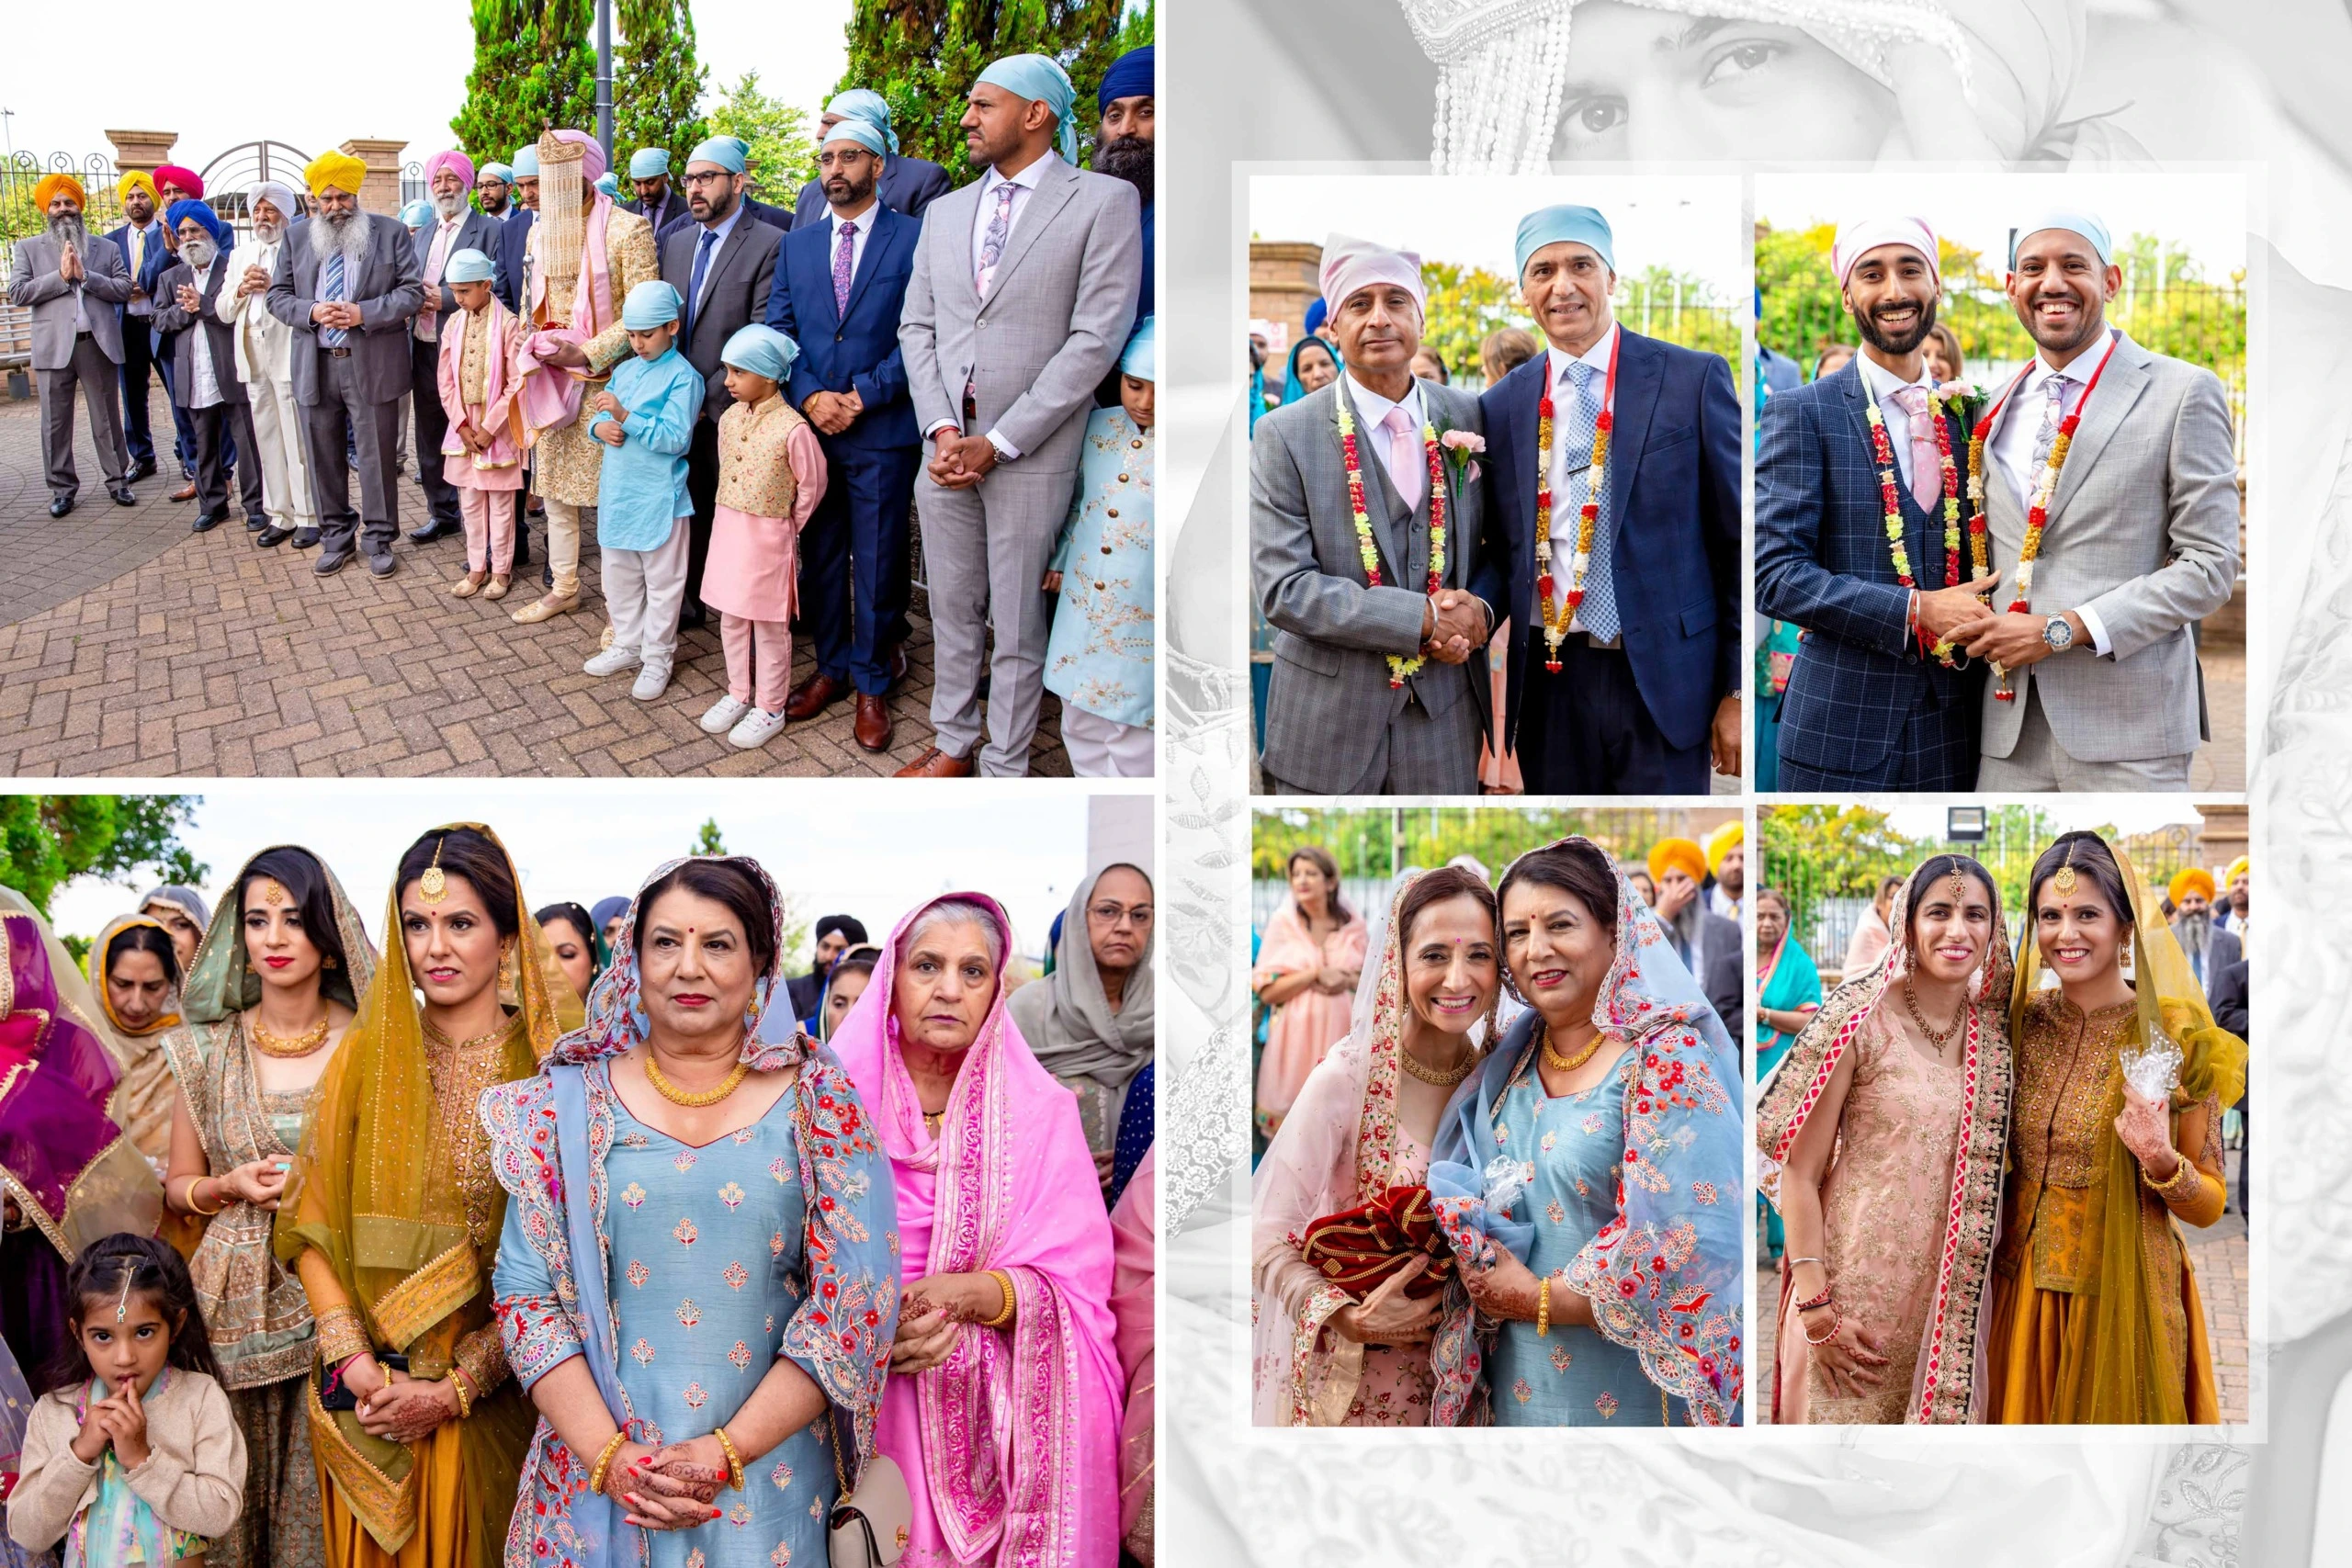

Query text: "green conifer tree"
[612, 0, 709, 185]
[450, 0, 598, 171]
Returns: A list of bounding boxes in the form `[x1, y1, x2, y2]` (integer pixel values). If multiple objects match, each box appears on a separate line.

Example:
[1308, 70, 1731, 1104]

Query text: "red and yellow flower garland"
[1532, 333, 1620, 672]
[1336, 400, 1450, 689]
[1860, 380, 1974, 664]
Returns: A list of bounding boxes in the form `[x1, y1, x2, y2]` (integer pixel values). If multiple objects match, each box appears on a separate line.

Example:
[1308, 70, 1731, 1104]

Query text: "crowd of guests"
[10, 44, 1156, 777]
[0, 833, 1157, 1565]
[1753, 838, 2250, 1423]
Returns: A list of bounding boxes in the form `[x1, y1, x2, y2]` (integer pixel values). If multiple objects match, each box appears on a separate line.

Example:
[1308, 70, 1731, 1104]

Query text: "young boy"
[435, 247, 526, 598]
[582, 280, 705, 701]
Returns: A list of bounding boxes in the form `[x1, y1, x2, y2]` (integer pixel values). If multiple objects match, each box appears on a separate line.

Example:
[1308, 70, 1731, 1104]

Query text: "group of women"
[0, 831, 1159, 1567]
[1756, 832, 2247, 1424]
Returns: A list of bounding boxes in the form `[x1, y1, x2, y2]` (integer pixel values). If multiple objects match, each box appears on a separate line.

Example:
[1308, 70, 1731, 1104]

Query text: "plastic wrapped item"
[2119, 1035, 2184, 1102]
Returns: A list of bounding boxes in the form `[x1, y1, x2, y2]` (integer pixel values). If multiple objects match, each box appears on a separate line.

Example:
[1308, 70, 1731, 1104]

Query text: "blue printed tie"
[1558, 359, 1619, 642]
[684, 228, 719, 345]
[320, 252, 348, 349]
[976, 180, 1015, 298]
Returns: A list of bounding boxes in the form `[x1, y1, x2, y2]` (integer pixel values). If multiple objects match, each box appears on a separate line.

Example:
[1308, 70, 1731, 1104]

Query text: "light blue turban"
[400, 200, 435, 231]
[822, 118, 888, 160]
[686, 136, 748, 175]
[825, 88, 899, 154]
[2010, 209, 2112, 268]
[479, 162, 514, 186]
[1515, 204, 1615, 277]
[1120, 314, 1156, 380]
[594, 172, 620, 197]
[628, 147, 670, 179]
[444, 247, 497, 285]
[622, 279, 682, 329]
[720, 322, 800, 382]
[977, 52, 1079, 164]
[512, 146, 540, 178]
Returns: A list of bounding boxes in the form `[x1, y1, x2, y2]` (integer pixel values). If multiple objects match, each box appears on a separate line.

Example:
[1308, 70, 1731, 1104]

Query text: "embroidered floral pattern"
[1511, 1377, 1533, 1404]
[621, 1181, 647, 1208]
[674, 1217, 698, 1247]
[631, 1337, 655, 1365]
[683, 1381, 708, 1408]
[1594, 1391, 1619, 1419]
[723, 1261, 750, 1291]
[677, 1299, 701, 1328]
[729, 1339, 753, 1371]
[719, 1180, 746, 1210]
[626, 1259, 650, 1289]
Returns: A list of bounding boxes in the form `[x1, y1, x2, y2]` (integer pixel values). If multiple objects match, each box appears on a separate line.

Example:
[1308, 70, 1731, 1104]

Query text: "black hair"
[2027, 832, 2130, 924]
[1395, 865, 1498, 952]
[1905, 854, 2000, 945]
[1283, 846, 1353, 923]
[106, 922, 180, 992]
[814, 914, 869, 947]
[396, 828, 519, 940]
[239, 847, 351, 976]
[42, 1234, 221, 1394]
[635, 860, 776, 976]
[1496, 840, 1619, 934]
[826, 945, 880, 990]
[535, 902, 598, 950]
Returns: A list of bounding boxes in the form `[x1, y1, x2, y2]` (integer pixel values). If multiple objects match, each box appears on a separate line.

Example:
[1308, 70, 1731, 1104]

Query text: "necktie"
[976, 180, 1015, 298]
[1558, 359, 1620, 641]
[130, 225, 144, 278]
[2029, 372, 2071, 482]
[832, 219, 858, 317]
[1890, 383, 1940, 509]
[684, 228, 719, 344]
[320, 252, 348, 349]
[1380, 405, 1423, 513]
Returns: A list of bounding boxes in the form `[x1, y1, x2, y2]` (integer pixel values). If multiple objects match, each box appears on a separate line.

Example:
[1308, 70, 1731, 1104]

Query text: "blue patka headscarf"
[2009, 208, 2112, 267]
[977, 52, 1079, 163]
[593, 171, 621, 198]
[400, 200, 435, 231]
[511, 146, 540, 178]
[686, 136, 748, 175]
[444, 247, 497, 285]
[628, 147, 670, 180]
[822, 118, 888, 160]
[720, 322, 801, 383]
[1120, 315, 1156, 381]
[164, 197, 229, 250]
[479, 162, 514, 186]
[824, 88, 899, 155]
[622, 279, 681, 329]
[1515, 204, 1616, 277]
[1098, 44, 1154, 109]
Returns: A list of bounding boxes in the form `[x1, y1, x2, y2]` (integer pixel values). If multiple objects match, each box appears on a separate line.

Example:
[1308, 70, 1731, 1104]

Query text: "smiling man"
[1756, 215, 1993, 792]
[1476, 203, 1741, 795]
[1953, 210, 2239, 791]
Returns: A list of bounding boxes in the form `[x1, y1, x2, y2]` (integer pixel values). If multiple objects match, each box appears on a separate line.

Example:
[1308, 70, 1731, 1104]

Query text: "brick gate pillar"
[339, 139, 410, 214]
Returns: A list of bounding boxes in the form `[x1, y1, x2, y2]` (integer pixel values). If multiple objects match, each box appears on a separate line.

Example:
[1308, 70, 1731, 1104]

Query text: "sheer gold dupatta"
[273, 823, 581, 1560]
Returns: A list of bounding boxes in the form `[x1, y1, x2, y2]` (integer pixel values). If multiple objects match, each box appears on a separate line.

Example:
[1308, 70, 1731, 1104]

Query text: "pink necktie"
[1381, 405, 1424, 512]
[1890, 384, 1940, 509]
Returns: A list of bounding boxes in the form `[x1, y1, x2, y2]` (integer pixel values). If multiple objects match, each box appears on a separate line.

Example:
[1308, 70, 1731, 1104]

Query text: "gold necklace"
[422, 1015, 517, 1055]
[1540, 1023, 1606, 1075]
[1902, 980, 1966, 1057]
[1400, 1043, 1475, 1087]
[249, 1013, 331, 1057]
[644, 1053, 751, 1108]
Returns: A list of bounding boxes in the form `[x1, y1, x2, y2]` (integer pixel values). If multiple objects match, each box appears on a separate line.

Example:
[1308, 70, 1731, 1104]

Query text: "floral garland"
[1965, 330, 2120, 702]
[1532, 333, 1620, 672]
[1336, 399, 1449, 689]
[1860, 378, 1972, 665]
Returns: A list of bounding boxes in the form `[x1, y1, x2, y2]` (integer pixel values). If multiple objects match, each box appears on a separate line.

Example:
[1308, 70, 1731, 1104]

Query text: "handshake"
[1419, 589, 1489, 664]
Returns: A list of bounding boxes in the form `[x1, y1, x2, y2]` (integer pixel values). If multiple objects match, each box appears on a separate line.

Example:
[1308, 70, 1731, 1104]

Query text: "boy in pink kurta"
[434, 248, 526, 598]
[695, 324, 829, 750]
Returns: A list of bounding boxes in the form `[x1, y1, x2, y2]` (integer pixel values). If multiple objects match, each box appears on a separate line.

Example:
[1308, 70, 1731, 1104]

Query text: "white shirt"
[1985, 330, 2122, 653]
[827, 197, 878, 287]
[968, 152, 1057, 283]
[1855, 346, 1942, 494]
[414, 213, 465, 342]
[1544, 323, 1618, 634]
[187, 259, 224, 409]
[124, 219, 163, 315]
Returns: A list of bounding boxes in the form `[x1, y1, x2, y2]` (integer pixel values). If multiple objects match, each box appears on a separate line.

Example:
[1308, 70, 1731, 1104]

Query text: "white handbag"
[827, 1449, 911, 1568]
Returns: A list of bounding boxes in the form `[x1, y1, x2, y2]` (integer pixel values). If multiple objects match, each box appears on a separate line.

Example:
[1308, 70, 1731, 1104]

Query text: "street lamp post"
[595, 0, 615, 164]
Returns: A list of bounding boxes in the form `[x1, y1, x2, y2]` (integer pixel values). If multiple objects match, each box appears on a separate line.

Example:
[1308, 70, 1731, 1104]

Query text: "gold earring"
[498, 945, 518, 993]
[322, 954, 337, 970]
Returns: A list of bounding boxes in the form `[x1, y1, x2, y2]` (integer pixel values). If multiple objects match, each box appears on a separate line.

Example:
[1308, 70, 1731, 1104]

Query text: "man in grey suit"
[153, 200, 266, 534]
[407, 151, 506, 546]
[660, 137, 782, 630]
[268, 156, 424, 578]
[8, 175, 137, 517]
[2169, 869, 2242, 1003]
[1250, 237, 1499, 795]
[1956, 212, 2240, 789]
[896, 54, 1143, 776]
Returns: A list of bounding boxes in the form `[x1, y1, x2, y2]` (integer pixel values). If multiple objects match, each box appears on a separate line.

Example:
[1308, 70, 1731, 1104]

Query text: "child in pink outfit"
[695, 324, 829, 750]
[435, 247, 526, 599]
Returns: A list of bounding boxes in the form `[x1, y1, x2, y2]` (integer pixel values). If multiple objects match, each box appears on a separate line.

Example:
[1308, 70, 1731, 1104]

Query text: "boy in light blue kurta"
[1043, 316, 1156, 776]
[582, 278, 706, 701]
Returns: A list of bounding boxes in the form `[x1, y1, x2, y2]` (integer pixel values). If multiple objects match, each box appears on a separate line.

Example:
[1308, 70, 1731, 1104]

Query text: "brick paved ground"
[2190, 643, 2245, 793]
[0, 389, 1069, 776]
[1753, 1146, 2250, 1423]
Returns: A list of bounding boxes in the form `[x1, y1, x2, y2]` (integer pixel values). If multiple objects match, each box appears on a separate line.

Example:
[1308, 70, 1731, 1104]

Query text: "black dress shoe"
[127, 457, 157, 481]
[292, 527, 322, 549]
[408, 518, 462, 544]
[513, 534, 532, 569]
[191, 510, 227, 534]
[245, 516, 268, 533]
[680, 604, 707, 632]
[49, 497, 74, 518]
[255, 525, 294, 547]
[366, 551, 398, 578]
[313, 548, 353, 576]
[110, 486, 137, 506]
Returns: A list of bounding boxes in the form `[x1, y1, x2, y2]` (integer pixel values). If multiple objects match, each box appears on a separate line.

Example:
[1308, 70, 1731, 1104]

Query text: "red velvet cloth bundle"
[1300, 1183, 1456, 1300]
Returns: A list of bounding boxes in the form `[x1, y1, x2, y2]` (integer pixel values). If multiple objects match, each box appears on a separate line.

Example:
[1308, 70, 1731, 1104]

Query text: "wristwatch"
[2041, 614, 2076, 654]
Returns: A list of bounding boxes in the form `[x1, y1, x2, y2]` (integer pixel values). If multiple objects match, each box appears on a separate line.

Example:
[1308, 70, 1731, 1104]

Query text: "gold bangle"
[981, 1269, 1018, 1330]
[1536, 1277, 1551, 1337]
[2142, 1150, 2206, 1204]
[712, 1425, 746, 1491]
[182, 1175, 225, 1217]
[447, 1370, 473, 1421]
[588, 1429, 628, 1496]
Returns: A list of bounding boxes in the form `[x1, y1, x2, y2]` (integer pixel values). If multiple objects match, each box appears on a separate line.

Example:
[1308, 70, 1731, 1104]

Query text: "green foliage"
[451, 1, 598, 172]
[1114, 0, 1155, 54]
[1421, 260, 1737, 387]
[705, 72, 816, 205]
[835, 0, 1135, 187]
[612, 0, 710, 186]
[1253, 807, 1711, 883]
[1419, 262, 1521, 388]
[0, 795, 207, 919]
[1, 169, 130, 248]
[693, 817, 727, 855]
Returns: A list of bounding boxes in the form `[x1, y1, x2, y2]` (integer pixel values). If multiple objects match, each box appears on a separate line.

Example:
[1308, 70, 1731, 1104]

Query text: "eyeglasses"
[681, 169, 734, 187]
[1087, 902, 1153, 928]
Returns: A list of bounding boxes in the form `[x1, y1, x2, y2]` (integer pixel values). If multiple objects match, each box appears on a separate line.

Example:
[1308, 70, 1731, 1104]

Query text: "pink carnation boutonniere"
[1438, 426, 1485, 486]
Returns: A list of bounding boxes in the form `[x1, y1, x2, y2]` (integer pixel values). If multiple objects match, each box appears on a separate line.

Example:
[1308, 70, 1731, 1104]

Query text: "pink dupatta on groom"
[830, 893, 1124, 1568]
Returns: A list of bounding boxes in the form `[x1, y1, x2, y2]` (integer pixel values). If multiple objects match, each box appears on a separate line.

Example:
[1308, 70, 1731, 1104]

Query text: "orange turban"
[33, 173, 86, 211]
[2168, 866, 2215, 907]
[304, 150, 368, 198]
[1648, 838, 1707, 888]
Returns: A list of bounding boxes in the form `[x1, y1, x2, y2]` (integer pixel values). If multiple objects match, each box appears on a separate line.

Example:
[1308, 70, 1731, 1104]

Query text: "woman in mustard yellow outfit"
[275, 824, 583, 1566]
[1987, 830, 2247, 1424]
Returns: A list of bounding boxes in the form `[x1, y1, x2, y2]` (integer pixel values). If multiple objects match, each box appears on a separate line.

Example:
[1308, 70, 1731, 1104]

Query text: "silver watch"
[2041, 614, 2076, 653]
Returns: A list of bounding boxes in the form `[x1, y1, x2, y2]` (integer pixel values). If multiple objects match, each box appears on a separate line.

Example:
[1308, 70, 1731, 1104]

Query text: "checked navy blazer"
[1753, 357, 1980, 790]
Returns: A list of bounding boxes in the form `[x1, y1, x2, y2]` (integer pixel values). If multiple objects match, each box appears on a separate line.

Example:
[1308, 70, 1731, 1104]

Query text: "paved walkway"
[0, 389, 1069, 776]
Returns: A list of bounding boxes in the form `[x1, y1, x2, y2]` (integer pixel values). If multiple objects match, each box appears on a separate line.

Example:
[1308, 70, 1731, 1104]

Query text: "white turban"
[1831, 216, 1939, 287]
[1317, 234, 1426, 322]
[244, 179, 300, 224]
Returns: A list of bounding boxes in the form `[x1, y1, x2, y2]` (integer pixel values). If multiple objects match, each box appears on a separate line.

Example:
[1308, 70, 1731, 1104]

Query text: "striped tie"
[320, 252, 349, 349]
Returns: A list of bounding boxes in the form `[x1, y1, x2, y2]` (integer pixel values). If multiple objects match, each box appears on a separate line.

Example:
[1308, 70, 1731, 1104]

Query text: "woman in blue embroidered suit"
[1427, 836, 1745, 1427]
[481, 854, 899, 1568]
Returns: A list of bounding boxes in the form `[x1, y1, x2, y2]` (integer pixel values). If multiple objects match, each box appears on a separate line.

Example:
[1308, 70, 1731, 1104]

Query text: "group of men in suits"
[1250, 204, 1743, 796]
[1757, 211, 2240, 792]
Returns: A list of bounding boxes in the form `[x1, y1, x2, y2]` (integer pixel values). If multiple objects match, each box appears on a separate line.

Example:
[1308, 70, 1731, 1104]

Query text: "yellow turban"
[1648, 838, 1707, 889]
[2168, 866, 2215, 907]
[304, 150, 368, 199]
[2223, 855, 2248, 886]
[117, 170, 158, 206]
[33, 173, 85, 212]
[1705, 821, 1744, 875]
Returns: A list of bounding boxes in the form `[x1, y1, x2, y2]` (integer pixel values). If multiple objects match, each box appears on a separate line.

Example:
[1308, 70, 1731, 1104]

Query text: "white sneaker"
[630, 661, 673, 702]
[727, 706, 789, 749]
[583, 645, 641, 678]
[699, 695, 752, 734]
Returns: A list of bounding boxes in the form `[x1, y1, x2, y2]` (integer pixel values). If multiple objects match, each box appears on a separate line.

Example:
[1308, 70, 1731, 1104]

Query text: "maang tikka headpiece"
[115, 1263, 135, 1325]
[420, 837, 448, 904]
[2052, 840, 2079, 897]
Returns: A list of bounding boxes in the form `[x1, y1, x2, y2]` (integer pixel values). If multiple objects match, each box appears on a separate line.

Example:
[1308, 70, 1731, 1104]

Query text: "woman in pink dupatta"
[1107, 1145, 1153, 1565]
[830, 893, 1123, 1568]
[1251, 848, 1367, 1136]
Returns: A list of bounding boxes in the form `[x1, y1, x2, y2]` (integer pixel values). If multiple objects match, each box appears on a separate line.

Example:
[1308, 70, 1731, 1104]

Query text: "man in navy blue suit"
[767, 118, 925, 753]
[1755, 216, 1997, 792]
[106, 172, 175, 482]
[786, 90, 952, 232]
[1475, 204, 1741, 795]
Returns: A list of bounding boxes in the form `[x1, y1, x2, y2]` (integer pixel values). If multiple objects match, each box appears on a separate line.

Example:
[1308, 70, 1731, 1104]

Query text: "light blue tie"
[320, 252, 349, 349]
[1558, 359, 1620, 642]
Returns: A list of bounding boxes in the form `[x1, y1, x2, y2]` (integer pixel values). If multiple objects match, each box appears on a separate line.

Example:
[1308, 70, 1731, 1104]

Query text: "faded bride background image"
[1158, 0, 2352, 1562]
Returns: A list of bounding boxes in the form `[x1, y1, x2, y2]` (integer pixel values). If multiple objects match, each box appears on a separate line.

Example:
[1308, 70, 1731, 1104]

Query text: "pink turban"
[1831, 216, 1939, 287]
[425, 149, 476, 189]
[1317, 233, 1426, 322]
[548, 129, 606, 185]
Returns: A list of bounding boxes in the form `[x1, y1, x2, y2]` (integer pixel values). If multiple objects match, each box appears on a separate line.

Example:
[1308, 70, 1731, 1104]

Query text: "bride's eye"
[1559, 96, 1626, 137]
[1701, 40, 1782, 89]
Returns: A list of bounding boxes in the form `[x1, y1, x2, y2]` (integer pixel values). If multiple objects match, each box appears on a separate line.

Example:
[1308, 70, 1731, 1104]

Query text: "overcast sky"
[3, 0, 851, 172]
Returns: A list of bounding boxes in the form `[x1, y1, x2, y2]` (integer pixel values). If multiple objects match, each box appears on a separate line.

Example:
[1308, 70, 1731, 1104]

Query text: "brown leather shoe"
[892, 745, 973, 778]
[169, 479, 198, 502]
[784, 672, 847, 722]
[853, 693, 892, 752]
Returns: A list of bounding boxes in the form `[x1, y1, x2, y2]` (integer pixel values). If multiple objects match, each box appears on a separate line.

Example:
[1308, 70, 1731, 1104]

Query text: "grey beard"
[252, 217, 284, 243]
[2176, 909, 2211, 957]
[309, 209, 374, 272]
[432, 190, 466, 220]
[48, 214, 89, 260]
[1664, 897, 1704, 954]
